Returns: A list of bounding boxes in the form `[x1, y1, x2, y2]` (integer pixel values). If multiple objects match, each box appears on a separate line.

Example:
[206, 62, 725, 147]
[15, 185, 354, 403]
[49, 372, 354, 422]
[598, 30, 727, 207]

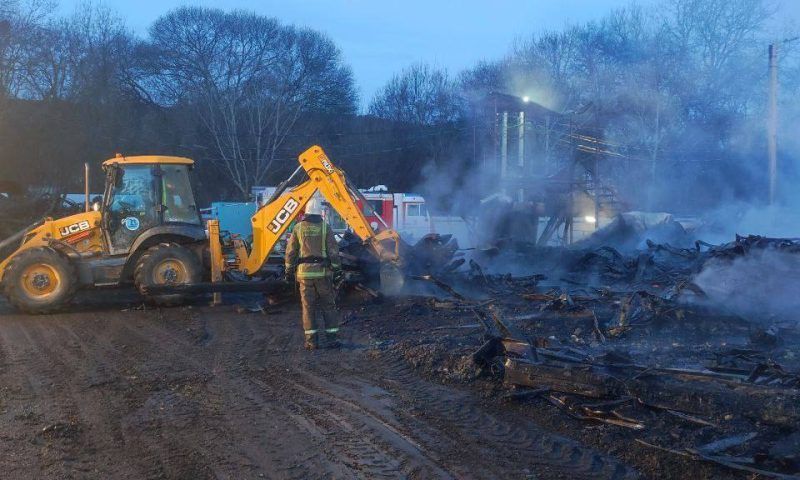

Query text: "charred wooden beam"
[503, 358, 625, 398]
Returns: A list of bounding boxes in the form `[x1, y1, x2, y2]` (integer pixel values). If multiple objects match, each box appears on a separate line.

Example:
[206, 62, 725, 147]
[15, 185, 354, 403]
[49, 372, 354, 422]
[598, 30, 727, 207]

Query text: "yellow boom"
[212, 145, 404, 281]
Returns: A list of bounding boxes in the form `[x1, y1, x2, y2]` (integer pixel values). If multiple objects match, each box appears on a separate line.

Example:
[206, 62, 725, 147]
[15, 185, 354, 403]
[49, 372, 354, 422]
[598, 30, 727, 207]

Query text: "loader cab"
[102, 155, 202, 255]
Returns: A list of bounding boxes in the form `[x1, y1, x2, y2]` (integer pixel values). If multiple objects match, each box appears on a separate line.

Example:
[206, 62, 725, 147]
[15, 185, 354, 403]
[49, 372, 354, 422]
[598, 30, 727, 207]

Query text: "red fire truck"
[332, 187, 432, 242]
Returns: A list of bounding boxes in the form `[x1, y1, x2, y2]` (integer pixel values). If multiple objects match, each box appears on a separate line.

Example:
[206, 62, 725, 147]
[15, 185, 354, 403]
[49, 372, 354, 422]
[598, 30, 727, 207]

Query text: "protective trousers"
[299, 278, 340, 342]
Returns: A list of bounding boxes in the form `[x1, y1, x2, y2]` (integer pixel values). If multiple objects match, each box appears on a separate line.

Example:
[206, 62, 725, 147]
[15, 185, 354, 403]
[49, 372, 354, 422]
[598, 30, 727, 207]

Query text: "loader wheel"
[134, 243, 202, 307]
[2, 247, 77, 314]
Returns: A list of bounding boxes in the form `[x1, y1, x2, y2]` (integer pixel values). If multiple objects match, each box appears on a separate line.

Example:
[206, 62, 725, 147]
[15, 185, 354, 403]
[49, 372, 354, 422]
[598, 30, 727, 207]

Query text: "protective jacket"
[285, 215, 341, 279]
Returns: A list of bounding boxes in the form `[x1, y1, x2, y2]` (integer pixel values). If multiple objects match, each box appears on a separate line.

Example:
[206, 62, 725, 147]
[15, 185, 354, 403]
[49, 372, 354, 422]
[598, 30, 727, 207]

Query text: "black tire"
[134, 243, 202, 306]
[2, 247, 77, 314]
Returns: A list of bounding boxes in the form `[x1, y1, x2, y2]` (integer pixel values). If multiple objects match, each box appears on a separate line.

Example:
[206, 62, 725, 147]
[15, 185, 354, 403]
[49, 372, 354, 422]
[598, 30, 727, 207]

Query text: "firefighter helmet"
[305, 197, 324, 216]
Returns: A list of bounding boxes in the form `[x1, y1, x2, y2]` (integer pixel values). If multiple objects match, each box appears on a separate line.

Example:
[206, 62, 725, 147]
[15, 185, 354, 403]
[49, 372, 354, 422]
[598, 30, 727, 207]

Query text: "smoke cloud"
[693, 249, 800, 322]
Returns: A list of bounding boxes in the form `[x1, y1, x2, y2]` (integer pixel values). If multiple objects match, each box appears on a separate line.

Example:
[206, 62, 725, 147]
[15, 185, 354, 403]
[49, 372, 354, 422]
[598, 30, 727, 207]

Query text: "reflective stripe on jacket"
[285, 216, 341, 279]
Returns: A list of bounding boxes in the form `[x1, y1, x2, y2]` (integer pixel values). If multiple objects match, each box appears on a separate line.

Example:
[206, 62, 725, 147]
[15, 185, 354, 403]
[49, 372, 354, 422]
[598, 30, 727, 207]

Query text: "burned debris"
[478, 301, 799, 477]
[382, 230, 800, 479]
[338, 231, 463, 288]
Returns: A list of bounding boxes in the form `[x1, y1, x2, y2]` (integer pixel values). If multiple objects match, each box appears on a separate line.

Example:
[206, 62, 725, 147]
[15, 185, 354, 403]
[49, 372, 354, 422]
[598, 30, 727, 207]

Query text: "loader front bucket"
[0, 220, 40, 264]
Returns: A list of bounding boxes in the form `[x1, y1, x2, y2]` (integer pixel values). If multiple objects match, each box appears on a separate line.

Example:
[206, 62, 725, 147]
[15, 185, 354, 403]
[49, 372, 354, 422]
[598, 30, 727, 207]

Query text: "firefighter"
[284, 198, 342, 350]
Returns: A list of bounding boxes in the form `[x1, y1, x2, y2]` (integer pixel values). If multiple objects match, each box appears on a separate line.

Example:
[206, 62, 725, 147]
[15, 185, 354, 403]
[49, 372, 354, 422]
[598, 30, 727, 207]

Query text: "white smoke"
[693, 249, 800, 322]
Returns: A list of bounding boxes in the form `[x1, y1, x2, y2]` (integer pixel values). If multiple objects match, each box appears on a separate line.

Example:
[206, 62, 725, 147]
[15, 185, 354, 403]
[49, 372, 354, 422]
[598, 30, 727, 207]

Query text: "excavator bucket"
[379, 262, 405, 296]
[378, 234, 462, 295]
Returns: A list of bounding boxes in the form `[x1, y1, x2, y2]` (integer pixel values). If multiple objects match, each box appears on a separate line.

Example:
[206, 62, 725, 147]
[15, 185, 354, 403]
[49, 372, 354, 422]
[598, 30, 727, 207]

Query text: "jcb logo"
[320, 155, 334, 173]
[59, 220, 91, 237]
[268, 198, 299, 233]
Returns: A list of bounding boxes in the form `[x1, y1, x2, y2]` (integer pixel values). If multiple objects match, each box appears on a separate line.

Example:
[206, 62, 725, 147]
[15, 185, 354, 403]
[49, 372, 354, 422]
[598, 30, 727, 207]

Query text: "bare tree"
[144, 7, 356, 198]
[659, 0, 773, 118]
[0, 0, 54, 99]
[369, 63, 461, 125]
[18, 18, 77, 100]
[13, 1, 134, 103]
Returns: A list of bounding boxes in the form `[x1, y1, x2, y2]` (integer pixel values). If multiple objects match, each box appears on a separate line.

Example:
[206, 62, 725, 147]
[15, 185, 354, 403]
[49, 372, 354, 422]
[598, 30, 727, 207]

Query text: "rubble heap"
[378, 234, 800, 479]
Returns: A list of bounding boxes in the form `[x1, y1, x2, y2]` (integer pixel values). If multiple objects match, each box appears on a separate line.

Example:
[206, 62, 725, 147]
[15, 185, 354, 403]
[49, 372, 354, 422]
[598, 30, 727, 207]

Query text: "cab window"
[161, 165, 200, 224]
[406, 203, 427, 217]
[106, 165, 159, 252]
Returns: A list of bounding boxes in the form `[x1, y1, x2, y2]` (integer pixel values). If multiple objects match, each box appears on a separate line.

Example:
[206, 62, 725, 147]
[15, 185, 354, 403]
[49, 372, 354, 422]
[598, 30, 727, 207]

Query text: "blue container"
[204, 202, 258, 238]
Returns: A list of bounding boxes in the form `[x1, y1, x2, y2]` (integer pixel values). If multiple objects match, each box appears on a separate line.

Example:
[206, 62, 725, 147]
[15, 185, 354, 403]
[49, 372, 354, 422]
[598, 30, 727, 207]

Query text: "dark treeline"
[0, 1, 363, 202]
[0, 0, 797, 212]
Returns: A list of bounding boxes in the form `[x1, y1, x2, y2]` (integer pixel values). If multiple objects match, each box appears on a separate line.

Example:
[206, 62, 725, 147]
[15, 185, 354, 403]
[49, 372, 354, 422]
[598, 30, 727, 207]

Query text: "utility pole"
[768, 43, 778, 205]
[517, 111, 525, 168]
[500, 111, 508, 185]
[517, 111, 525, 203]
[84, 163, 90, 212]
[767, 37, 800, 206]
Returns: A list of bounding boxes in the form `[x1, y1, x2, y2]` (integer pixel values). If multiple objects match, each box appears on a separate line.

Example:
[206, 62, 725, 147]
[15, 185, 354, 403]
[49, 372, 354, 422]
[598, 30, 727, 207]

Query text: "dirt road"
[0, 291, 637, 479]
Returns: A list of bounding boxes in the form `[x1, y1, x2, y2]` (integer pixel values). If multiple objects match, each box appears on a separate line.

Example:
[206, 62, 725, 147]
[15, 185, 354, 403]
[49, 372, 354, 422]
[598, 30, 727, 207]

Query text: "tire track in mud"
[0, 315, 148, 477]
[218, 309, 638, 479]
[0, 302, 639, 479]
[37, 314, 213, 479]
[374, 353, 639, 480]
[245, 341, 636, 480]
[0, 312, 226, 479]
[0, 320, 68, 477]
[208, 312, 448, 478]
[131, 311, 308, 479]
[249, 369, 454, 479]
[99, 311, 317, 479]
[198, 316, 418, 479]
[125, 311, 388, 479]
[264, 372, 452, 478]
[181, 316, 340, 479]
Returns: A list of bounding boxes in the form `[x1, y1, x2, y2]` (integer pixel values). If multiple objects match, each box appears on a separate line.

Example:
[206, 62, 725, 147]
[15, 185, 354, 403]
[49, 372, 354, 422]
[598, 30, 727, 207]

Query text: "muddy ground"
[0, 287, 790, 479]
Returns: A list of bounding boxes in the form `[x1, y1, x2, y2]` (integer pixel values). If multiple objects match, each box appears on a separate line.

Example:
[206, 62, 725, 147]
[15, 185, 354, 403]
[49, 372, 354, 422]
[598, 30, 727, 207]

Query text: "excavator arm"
[228, 146, 404, 277]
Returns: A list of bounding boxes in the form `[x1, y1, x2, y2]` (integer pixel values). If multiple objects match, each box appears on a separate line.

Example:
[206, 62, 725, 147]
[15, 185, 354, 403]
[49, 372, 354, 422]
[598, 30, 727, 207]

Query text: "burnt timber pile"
[381, 233, 800, 479]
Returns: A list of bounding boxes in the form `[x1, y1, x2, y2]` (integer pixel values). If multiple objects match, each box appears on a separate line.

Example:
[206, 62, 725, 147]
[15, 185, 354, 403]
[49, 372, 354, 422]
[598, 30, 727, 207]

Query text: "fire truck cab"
[329, 186, 432, 242]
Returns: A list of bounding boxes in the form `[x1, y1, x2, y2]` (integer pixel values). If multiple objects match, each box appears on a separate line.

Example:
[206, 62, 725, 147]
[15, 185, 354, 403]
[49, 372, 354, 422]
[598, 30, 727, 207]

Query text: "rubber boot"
[304, 333, 319, 351]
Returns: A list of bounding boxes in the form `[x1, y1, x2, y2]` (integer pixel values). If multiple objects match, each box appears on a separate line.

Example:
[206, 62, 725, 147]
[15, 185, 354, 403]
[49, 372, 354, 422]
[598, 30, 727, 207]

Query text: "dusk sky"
[60, 0, 800, 110]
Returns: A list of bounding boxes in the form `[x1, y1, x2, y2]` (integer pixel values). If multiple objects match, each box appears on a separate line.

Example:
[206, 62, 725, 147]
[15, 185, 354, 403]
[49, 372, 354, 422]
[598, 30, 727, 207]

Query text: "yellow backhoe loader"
[0, 146, 407, 313]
